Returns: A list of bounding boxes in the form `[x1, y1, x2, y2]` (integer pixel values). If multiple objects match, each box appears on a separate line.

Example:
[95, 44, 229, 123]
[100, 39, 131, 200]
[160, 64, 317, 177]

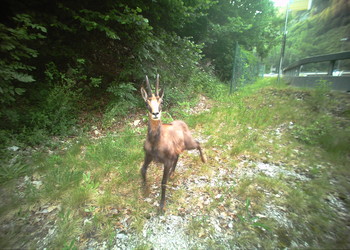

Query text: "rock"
[84, 218, 92, 225]
[215, 194, 222, 199]
[116, 232, 127, 239]
[8, 146, 19, 151]
[32, 180, 42, 189]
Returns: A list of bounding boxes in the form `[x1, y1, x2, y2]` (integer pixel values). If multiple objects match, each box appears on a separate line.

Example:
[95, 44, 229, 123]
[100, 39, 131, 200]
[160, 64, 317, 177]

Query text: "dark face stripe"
[146, 97, 162, 114]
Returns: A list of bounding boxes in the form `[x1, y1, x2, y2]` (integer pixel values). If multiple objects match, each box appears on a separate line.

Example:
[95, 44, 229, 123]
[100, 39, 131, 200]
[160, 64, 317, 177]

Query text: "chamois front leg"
[159, 161, 172, 213]
[141, 153, 152, 196]
[141, 153, 152, 183]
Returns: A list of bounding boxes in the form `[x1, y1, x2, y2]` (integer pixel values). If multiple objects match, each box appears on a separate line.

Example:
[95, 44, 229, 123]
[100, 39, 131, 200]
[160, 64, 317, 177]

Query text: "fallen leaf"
[133, 120, 141, 126]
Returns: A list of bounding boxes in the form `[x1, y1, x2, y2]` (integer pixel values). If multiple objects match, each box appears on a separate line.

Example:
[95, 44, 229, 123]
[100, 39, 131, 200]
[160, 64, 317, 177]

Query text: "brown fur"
[140, 75, 206, 212]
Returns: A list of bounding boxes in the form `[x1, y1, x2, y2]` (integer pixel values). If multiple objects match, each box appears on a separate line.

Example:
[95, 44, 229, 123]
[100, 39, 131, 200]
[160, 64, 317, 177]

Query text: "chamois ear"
[141, 87, 148, 102]
[159, 88, 164, 100]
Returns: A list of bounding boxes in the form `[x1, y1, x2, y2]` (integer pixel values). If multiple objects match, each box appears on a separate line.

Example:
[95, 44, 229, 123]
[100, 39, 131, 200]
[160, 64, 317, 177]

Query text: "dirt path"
[82, 156, 348, 249]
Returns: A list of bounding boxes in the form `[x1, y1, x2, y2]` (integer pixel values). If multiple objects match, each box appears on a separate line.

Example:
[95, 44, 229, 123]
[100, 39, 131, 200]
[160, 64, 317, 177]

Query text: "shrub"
[28, 62, 83, 135]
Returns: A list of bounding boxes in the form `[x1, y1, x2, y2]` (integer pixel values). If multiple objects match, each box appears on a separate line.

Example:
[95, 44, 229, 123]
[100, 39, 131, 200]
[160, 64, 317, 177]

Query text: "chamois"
[140, 74, 206, 212]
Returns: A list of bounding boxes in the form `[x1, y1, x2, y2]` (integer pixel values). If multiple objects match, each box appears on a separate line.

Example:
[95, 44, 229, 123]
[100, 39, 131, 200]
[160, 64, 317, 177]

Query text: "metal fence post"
[230, 41, 240, 95]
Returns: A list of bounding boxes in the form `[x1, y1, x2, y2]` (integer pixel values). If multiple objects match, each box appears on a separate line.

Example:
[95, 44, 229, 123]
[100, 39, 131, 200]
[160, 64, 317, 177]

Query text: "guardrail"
[283, 51, 350, 91]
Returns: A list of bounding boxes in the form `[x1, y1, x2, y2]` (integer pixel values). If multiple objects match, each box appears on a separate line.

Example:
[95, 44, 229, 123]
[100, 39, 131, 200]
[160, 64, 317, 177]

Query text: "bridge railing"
[283, 51, 350, 91]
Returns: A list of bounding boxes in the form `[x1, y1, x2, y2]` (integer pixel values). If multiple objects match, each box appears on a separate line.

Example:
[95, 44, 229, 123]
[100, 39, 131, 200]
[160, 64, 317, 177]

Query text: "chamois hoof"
[158, 205, 166, 214]
[169, 170, 176, 179]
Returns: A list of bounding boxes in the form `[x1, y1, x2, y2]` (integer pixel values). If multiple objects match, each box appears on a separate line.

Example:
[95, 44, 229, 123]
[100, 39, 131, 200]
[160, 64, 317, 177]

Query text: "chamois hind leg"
[185, 136, 207, 163]
[169, 155, 179, 177]
[159, 161, 172, 213]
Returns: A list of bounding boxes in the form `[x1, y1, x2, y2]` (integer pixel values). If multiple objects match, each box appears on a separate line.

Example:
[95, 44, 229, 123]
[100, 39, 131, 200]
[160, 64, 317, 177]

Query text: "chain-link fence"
[229, 42, 264, 94]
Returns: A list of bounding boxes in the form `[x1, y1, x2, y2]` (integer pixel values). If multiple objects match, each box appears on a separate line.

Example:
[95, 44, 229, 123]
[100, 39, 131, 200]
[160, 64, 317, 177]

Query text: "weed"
[293, 114, 350, 155]
[293, 115, 331, 145]
[82, 172, 100, 191]
[308, 79, 333, 112]
[62, 239, 78, 250]
[134, 243, 153, 250]
[237, 198, 271, 231]
[53, 209, 81, 248]
[187, 215, 214, 238]
[0, 160, 27, 183]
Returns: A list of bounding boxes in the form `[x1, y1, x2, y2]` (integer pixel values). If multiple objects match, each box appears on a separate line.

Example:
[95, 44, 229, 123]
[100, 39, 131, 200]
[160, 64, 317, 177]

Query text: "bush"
[189, 69, 227, 99]
[106, 82, 138, 105]
[103, 82, 141, 127]
[27, 62, 83, 135]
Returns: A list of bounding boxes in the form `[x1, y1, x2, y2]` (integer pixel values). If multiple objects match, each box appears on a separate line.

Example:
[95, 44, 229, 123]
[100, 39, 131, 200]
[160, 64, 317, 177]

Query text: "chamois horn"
[155, 74, 160, 97]
[145, 75, 152, 96]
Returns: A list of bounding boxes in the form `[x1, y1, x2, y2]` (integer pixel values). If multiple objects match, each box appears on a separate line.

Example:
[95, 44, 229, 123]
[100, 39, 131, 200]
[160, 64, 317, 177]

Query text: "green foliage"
[189, 69, 227, 99]
[292, 81, 350, 154]
[0, 0, 279, 149]
[30, 62, 83, 135]
[0, 14, 46, 104]
[107, 82, 138, 103]
[0, 160, 27, 184]
[191, 0, 280, 80]
[53, 209, 81, 248]
[43, 158, 83, 196]
[231, 45, 262, 90]
[82, 172, 99, 191]
[104, 82, 139, 126]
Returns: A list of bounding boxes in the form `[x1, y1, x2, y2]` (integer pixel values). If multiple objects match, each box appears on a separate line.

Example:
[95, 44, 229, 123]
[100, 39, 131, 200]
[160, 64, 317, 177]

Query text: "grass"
[182, 78, 350, 248]
[0, 77, 349, 248]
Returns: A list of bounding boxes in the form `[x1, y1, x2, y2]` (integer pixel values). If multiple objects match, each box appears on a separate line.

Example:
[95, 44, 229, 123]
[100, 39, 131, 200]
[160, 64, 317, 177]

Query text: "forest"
[1, 0, 348, 146]
[0, 0, 280, 148]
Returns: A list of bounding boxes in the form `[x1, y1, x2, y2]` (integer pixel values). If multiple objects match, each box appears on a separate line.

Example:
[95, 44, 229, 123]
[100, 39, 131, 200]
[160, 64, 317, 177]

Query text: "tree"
[0, 0, 280, 144]
[265, 0, 350, 71]
[0, 14, 46, 104]
[182, 0, 281, 80]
